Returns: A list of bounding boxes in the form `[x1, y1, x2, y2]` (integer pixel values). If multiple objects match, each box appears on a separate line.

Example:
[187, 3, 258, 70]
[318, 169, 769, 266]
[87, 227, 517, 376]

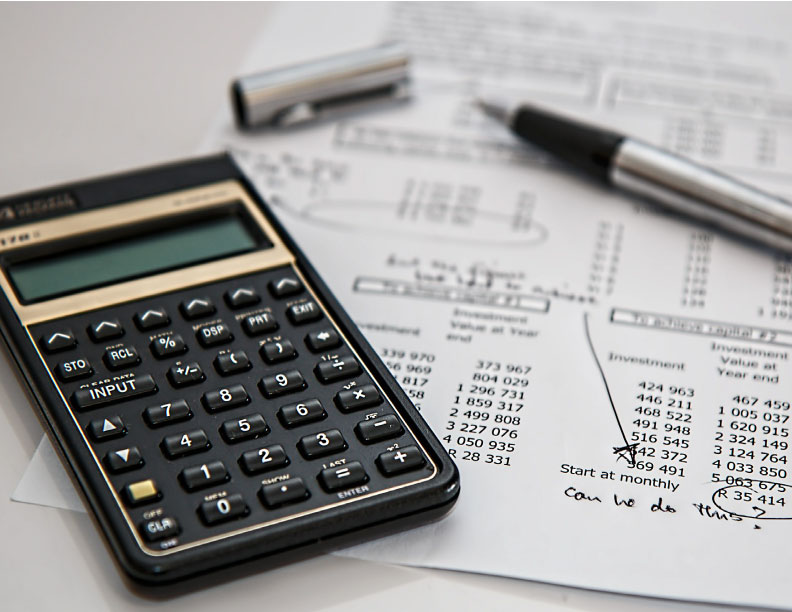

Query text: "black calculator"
[0, 155, 458, 583]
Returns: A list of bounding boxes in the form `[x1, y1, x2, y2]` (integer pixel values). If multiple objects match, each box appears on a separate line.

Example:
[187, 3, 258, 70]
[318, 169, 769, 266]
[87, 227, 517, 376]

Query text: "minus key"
[355, 415, 404, 444]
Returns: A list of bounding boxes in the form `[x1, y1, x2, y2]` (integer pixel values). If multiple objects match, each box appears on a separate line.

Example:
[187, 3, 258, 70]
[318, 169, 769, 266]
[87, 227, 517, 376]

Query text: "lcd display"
[8, 214, 266, 302]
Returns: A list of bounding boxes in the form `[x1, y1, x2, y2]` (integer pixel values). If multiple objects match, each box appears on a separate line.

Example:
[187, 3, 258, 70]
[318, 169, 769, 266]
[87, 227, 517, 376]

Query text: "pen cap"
[231, 42, 410, 129]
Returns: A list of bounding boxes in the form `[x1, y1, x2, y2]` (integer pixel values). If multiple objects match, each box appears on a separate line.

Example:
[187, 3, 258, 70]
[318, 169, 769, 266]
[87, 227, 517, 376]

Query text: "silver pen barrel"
[610, 140, 792, 251]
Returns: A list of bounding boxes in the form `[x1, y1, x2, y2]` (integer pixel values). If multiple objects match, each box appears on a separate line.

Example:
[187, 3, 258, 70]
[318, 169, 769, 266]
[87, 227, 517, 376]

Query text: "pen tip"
[474, 97, 511, 124]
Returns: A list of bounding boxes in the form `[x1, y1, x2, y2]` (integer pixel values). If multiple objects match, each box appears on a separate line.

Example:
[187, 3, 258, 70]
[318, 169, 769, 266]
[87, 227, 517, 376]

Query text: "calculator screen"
[7, 213, 267, 303]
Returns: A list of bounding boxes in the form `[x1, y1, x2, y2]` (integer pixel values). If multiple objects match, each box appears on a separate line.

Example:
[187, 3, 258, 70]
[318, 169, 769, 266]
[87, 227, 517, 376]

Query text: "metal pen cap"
[232, 42, 410, 129]
[610, 140, 792, 252]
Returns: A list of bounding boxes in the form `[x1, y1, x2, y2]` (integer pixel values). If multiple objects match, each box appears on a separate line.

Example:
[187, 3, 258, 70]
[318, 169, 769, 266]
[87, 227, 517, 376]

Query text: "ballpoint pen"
[476, 98, 792, 252]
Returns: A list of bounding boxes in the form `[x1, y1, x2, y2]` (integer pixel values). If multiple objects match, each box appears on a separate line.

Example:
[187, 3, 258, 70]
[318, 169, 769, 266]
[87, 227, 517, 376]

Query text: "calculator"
[0, 154, 459, 584]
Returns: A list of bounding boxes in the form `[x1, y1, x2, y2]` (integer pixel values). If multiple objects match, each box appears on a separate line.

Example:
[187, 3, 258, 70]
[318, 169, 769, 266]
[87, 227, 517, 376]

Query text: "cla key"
[140, 516, 179, 543]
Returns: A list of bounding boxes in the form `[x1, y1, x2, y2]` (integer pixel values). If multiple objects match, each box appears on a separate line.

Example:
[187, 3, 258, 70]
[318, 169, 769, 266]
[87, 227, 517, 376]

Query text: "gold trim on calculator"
[10, 180, 438, 556]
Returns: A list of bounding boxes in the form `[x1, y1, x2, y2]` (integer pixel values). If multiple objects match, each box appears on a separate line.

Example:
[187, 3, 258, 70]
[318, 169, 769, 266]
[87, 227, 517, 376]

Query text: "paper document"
[201, 3, 792, 608]
[16, 2, 792, 609]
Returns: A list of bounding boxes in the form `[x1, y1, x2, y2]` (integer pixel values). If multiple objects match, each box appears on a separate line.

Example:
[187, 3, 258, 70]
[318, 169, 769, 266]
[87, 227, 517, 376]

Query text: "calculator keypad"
[31, 265, 433, 553]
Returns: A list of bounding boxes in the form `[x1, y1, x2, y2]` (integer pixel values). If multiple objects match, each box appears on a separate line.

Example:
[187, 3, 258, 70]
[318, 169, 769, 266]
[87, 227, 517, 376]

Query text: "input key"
[71, 375, 157, 411]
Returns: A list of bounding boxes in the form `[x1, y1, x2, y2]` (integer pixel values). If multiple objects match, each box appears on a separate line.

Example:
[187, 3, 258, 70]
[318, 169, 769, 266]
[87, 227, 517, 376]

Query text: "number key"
[220, 414, 269, 443]
[143, 400, 192, 427]
[199, 494, 247, 525]
[239, 444, 289, 474]
[162, 429, 210, 458]
[278, 399, 326, 428]
[259, 370, 306, 398]
[202, 384, 249, 413]
[180, 460, 229, 491]
[298, 429, 347, 459]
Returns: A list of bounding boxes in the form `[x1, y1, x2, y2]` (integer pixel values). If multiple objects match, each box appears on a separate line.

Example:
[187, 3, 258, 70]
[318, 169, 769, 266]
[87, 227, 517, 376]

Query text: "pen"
[476, 98, 792, 252]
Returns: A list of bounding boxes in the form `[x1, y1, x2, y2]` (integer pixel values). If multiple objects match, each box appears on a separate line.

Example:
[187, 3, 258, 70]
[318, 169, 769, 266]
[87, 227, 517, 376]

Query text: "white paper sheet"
[17, 2, 792, 609]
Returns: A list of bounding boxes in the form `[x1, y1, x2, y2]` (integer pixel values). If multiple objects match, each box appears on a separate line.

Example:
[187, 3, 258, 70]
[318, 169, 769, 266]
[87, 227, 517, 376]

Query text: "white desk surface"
[0, 4, 761, 611]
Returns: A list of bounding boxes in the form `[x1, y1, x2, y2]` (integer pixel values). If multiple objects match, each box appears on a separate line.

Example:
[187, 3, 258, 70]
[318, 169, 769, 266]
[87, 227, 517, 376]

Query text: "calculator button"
[220, 413, 269, 443]
[167, 362, 205, 388]
[335, 384, 383, 412]
[269, 276, 303, 298]
[239, 444, 289, 474]
[103, 345, 140, 371]
[315, 355, 361, 384]
[143, 400, 192, 427]
[225, 287, 260, 309]
[196, 322, 233, 347]
[242, 312, 279, 336]
[180, 297, 216, 320]
[179, 461, 229, 491]
[376, 446, 426, 476]
[305, 329, 340, 352]
[125, 479, 161, 506]
[287, 301, 322, 325]
[88, 415, 126, 441]
[162, 429, 210, 458]
[134, 308, 170, 331]
[214, 350, 251, 375]
[319, 461, 368, 492]
[260, 478, 308, 508]
[259, 369, 306, 398]
[150, 334, 187, 359]
[41, 331, 76, 353]
[88, 319, 124, 342]
[105, 446, 143, 473]
[56, 357, 93, 381]
[355, 415, 403, 444]
[140, 516, 179, 543]
[202, 384, 250, 413]
[278, 399, 326, 428]
[297, 429, 347, 459]
[260, 339, 297, 364]
[71, 374, 157, 410]
[199, 494, 247, 525]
